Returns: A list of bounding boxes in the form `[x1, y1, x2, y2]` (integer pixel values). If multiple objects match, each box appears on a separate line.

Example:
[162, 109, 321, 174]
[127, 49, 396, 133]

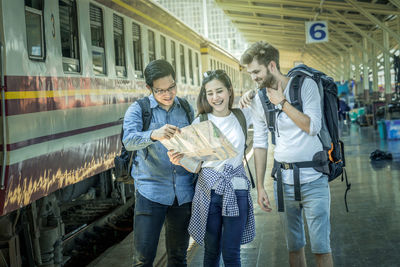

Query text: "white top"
[251, 77, 323, 184]
[190, 108, 252, 189]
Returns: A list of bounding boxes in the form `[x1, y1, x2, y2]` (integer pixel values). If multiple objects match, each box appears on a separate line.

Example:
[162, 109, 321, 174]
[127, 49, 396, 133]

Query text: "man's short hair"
[144, 59, 176, 87]
[240, 41, 280, 71]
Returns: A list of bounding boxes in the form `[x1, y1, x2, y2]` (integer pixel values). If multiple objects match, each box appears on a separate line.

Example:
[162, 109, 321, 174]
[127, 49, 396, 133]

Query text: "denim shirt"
[122, 94, 195, 206]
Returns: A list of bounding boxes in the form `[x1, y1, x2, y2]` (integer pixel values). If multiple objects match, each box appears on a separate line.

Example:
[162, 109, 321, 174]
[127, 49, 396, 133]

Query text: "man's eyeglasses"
[152, 84, 177, 95]
[203, 69, 226, 78]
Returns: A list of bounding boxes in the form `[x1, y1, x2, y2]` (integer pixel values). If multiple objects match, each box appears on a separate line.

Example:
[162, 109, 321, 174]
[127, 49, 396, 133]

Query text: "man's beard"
[259, 70, 277, 89]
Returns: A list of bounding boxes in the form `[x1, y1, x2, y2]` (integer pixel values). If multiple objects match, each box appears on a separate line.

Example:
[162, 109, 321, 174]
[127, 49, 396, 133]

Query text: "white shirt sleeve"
[301, 78, 322, 136]
[250, 94, 269, 149]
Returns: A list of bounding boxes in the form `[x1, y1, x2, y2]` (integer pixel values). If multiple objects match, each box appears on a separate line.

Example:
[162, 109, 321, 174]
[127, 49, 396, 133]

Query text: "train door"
[0, 39, 4, 191]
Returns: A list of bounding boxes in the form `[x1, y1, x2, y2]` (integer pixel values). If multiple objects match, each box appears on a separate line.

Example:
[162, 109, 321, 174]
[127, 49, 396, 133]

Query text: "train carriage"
[0, 0, 251, 265]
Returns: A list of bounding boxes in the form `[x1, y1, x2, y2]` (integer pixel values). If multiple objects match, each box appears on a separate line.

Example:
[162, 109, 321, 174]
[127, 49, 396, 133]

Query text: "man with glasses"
[123, 59, 195, 267]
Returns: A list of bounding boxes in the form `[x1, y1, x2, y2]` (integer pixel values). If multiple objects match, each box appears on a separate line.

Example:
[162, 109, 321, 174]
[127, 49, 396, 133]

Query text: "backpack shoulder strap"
[231, 108, 255, 189]
[199, 113, 208, 122]
[257, 88, 277, 145]
[137, 97, 152, 131]
[135, 97, 152, 162]
[177, 97, 194, 123]
[118, 117, 124, 143]
[289, 75, 305, 112]
[231, 108, 247, 142]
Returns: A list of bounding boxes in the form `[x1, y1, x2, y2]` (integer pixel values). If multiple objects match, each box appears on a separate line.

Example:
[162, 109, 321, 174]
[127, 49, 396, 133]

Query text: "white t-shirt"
[251, 77, 323, 184]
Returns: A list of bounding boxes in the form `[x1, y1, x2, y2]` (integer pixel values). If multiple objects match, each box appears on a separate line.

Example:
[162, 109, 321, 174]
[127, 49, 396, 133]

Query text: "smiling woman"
[168, 69, 255, 266]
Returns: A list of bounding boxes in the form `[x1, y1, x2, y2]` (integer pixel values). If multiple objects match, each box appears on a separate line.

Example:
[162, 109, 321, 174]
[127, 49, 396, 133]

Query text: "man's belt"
[273, 159, 327, 212]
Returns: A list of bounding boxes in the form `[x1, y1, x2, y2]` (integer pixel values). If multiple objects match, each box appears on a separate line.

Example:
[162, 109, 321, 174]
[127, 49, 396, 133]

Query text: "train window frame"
[160, 35, 166, 60]
[188, 49, 194, 85]
[25, 4, 45, 61]
[179, 44, 186, 84]
[195, 52, 200, 86]
[113, 13, 126, 77]
[170, 40, 176, 73]
[89, 4, 107, 76]
[132, 22, 143, 78]
[59, 0, 81, 73]
[148, 30, 156, 62]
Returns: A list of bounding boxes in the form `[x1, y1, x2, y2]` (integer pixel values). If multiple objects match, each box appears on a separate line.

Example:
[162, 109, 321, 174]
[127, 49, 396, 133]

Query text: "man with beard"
[239, 41, 333, 267]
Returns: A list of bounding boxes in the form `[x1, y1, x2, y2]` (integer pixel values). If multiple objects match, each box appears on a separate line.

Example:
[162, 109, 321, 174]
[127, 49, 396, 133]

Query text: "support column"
[340, 55, 345, 82]
[371, 41, 379, 98]
[349, 50, 354, 81]
[354, 47, 361, 98]
[362, 37, 370, 103]
[383, 26, 392, 103]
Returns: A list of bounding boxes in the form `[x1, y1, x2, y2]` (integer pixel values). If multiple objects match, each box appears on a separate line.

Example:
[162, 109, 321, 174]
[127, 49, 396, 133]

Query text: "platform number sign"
[305, 21, 328, 44]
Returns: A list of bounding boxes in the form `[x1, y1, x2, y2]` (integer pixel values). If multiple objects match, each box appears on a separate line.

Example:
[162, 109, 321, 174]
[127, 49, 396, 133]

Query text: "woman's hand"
[167, 150, 184, 166]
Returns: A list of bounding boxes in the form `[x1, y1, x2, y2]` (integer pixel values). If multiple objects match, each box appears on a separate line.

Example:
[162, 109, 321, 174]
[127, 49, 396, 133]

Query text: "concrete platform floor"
[90, 124, 400, 267]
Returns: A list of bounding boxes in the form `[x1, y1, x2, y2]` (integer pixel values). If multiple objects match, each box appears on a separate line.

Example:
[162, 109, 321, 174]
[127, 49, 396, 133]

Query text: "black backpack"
[199, 109, 255, 189]
[114, 96, 193, 184]
[259, 64, 351, 212]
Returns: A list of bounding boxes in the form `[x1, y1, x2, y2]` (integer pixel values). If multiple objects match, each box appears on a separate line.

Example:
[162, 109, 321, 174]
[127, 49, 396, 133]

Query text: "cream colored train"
[0, 0, 253, 265]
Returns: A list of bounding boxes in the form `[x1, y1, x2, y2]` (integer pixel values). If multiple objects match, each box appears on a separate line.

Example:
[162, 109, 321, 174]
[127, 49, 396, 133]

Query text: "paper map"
[160, 120, 237, 162]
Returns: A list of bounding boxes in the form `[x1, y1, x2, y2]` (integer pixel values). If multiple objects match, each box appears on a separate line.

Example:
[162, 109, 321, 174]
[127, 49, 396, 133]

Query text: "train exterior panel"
[0, 0, 249, 217]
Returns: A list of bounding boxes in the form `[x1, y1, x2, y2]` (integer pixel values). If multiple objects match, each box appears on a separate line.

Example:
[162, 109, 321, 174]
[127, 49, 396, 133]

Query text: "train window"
[170, 40, 176, 72]
[132, 22, 143, 78]
[179, 44, 186, 83]
[188, 49, 194, 85]
[195, 53, 200, 86]
[90, 4, 106, 75]
[160, 35, 166, 60]
[59, 0, 80, 73]
[25, 0, 44, 60]
[113, 14, 126, 77]
[148, 30, 156, 62]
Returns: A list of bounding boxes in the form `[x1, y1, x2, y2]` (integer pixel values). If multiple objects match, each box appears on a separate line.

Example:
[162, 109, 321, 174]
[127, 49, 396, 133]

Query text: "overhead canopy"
[215, 0, 399, 79]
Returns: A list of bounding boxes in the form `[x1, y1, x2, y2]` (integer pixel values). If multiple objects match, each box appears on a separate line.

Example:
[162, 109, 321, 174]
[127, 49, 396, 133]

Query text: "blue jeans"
[203, 190, 248, 267]
[133, 191, 191, 267]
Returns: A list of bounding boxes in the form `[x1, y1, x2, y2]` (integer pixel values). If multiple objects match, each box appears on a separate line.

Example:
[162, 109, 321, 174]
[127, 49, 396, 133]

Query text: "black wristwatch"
[276, 99, 287, 110]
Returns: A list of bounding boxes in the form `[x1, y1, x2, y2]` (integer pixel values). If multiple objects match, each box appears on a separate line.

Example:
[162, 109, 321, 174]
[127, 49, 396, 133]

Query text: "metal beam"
[242, 33, 305, 42]
[237, 25, 305, 35]
[329, 10, 393, 56]
[308, 46, 340, 72]
[389, 0, 400, 9]
[345, 0, 400, 45]
[216, 2, 373, 25]
[215, 0, 400, 15]
[227, 13, 370, 32]
[305, 50, 340, 78]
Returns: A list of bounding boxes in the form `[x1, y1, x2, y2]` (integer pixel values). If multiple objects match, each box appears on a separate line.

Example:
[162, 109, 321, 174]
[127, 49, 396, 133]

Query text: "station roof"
[215, 0, 399, 79]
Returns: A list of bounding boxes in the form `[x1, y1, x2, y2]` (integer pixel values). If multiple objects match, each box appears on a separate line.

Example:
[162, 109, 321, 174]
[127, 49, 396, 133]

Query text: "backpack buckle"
[281, 162, 292, 170]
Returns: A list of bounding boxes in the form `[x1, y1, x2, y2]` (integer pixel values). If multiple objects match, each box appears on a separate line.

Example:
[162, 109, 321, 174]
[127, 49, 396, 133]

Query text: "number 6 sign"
[305, 21, 329, 44]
